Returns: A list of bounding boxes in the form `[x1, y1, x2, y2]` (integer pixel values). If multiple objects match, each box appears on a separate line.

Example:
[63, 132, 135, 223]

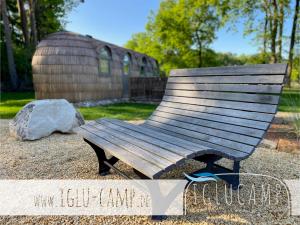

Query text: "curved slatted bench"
[75, 63, 287, 187]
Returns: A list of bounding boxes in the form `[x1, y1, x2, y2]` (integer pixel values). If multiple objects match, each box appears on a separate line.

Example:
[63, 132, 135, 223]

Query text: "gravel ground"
[0, 119, 299, 224]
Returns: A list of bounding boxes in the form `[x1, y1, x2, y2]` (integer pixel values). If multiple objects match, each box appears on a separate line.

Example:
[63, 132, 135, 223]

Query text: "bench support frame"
[85, 140, 241, 190]
[84, 139, 119, 176]
[194, 154, 240, 190]
[84, 139, 165, 220]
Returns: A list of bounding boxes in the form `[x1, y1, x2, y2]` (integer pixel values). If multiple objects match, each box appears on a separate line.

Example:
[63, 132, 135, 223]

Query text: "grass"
[0, 92, 35, 119]
[78, 103, 157, 120]
[0, 92, 157, 120]
[278, 88, 300, 113]
[0, 88, 299, 119]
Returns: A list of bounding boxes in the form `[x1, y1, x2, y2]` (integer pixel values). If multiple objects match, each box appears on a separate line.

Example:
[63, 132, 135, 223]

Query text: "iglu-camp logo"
[183, 172, 299, 220]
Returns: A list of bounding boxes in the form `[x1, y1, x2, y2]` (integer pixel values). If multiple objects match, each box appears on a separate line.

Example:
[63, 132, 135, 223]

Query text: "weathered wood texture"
[32, 31, 159, 102]
[170, 63, 287, 76]
[144, 63, 287, 161]
[76, 64, 287, 179]
[130, 77, 168, 101]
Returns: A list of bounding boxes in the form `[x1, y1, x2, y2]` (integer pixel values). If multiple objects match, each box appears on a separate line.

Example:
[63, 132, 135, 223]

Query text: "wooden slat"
[97, 119, 197, 158]
[144, 120, 254, 153]
[163, 96, 277, 113]
[142, 124, 249, 160]
[170, 64, 287, 76]
[76, 64, 286, 169]
[156, 105, 269, 130]
[89, 121, 184, 164]
[168, 75, 285, 84]
[101, 118, 211, 154]
[85, 123, 174, 170]
[151, 110, 265, 138]
[75, 127, 163, 178]
[165, 89, 279, 104]
[160, 101, 274, 122]
[147, 116, 260, 146]
[166, 83, 283, 94]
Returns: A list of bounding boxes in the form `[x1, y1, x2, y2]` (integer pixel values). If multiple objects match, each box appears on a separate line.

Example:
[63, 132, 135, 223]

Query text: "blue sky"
[66, 0, 293, 56]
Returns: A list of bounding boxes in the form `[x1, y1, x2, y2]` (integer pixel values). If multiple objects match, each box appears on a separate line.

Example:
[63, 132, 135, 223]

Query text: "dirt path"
[0, 119, 299, 224]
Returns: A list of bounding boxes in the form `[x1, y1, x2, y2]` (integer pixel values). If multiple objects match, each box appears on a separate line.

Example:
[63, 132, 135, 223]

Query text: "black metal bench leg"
[231, 161, 240, 190]
[133, 169, 150, 179]
[84, 139, 119, 176]
[193, 155, 241, 190]
[214, 160, 240, 190]
[151, 215, 168, 221]
[205, 156, 217, 170]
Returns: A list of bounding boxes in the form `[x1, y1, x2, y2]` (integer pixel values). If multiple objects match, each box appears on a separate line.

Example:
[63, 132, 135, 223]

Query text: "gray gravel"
[0, 119, 299, 224]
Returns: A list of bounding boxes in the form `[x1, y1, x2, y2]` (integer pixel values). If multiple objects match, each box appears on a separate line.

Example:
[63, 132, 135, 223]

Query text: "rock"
[9, 99, 85, 141]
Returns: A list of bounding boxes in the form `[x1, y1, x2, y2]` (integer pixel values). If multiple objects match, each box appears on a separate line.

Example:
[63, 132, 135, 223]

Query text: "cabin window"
[99, 46, 112, 75]
[123, 53, 131, 75]
[140, 57, 147, 76]
[153, 60, 159, 76]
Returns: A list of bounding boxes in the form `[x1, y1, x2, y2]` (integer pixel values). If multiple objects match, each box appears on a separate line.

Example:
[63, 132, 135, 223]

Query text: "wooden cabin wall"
[32, 31, 159, 102]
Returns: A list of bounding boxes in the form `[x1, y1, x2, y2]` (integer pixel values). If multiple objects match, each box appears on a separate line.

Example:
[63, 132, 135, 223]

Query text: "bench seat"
[75, 118, 212, 178]
[75, 63, 287, 181]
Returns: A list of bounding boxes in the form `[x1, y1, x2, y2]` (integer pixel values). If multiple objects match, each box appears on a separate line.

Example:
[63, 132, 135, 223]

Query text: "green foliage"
[291, 56, 300, 81]
[279, 87, 300, 140]
[124, 0, 279, 75]
[5, 0, 23, 44]
[125, 0, 226, 75]
[125, 0, 298, 76]
[36, 0, 80, 40]
[279, 88, 300, 112]
[1, 0, 80, 89]
[0, 41, 34, 86]
[237, 52, 273, 64]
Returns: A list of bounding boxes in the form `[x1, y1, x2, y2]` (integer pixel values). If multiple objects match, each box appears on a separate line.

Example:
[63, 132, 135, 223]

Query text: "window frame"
[98, 46, 112, 76]
[123, 53, 131, 76]
[140, 57, 147, 76]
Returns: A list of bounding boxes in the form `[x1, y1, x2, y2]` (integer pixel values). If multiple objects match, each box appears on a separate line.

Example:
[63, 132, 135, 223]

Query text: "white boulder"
[9, 99, 85, 141]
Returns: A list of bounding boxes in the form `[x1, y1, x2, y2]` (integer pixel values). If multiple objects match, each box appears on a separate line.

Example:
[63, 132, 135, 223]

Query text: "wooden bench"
[75, 63, 287, 188]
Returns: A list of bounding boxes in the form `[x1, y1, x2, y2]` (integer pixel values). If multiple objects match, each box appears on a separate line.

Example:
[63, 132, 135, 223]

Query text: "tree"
[1, 0, 19, 90]
[186, 1, 220, 67]
[17, 0, 29, 47]
[125, 0, 246, 74]
[1, 0, 82, 89]
[133, 0, 221, 73]
[35, 0, 81, 41]
[270, 0, 279, 63]
[288, 0, 300, 86]
[230, 0, 291, 63]
[278, 0, 284, 61]
[262, 0, 270, 62]
[29, 0, 38, 46]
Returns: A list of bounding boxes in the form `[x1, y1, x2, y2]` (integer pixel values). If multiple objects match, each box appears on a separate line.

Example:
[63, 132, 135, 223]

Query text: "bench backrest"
[144, 64, 287, 160]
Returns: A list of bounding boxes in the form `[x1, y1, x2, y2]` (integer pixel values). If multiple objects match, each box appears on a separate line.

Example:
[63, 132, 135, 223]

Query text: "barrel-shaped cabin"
[32, 31, 159, 102]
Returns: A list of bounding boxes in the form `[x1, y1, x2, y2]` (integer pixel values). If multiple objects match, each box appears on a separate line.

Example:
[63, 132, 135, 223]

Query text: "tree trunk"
[278, 0, 284, 62]
[263, 9, 269, 63]
[17, 0, 31, 84]
[29, 0, 38, 46]
[270, 0, 278, 63]
[195, 31, 202, 67]
[17, 0, 29, 47]
[198, 43, 202, 67]
[287, 0, 300, 86]
[1, 0, 19, 90]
